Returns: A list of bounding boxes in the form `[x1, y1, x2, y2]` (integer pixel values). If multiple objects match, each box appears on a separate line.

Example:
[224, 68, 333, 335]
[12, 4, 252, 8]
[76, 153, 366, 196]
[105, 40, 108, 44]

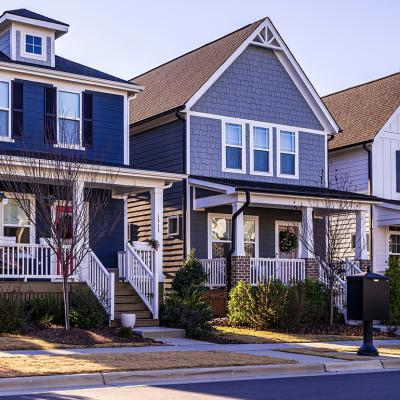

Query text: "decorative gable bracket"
[251, 26, 282, 50]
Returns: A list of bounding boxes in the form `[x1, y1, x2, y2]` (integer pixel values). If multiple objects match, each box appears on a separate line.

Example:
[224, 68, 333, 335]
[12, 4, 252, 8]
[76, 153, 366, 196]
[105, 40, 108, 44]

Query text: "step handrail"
[124, 243, 158, 319]
[85, 250, 115, 322]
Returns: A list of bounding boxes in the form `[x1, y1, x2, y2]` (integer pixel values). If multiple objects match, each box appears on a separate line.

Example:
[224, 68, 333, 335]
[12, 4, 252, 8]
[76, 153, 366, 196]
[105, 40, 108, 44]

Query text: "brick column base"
[358, 260, 372, 272]
[231, 256, 251, 286]
[304, 258, 319, 281]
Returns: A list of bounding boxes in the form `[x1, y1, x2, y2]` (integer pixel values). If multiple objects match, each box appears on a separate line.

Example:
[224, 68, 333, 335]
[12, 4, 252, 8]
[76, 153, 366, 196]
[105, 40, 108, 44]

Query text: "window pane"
[34, 36, 42, 46]
[26, 43, 34, 53]
[280, 130, 295, 152]
[253, 127, 268, 149]
[244, 220, 256, 242]
[280, 153, 295, 175]
[59, 119, 80, 145]
[0, 82, 9, 109]
[26, 35, 34, 45]
[254, 150, 269, 172]
[244, 243, 255, 257]
[226, 147, 242, 169]
[390, 235, 400, 254]
[4, 227, 30, 243]
[226, 123, 242, 146]
[211, 217, 231, 241]
[212, 242, 231, 258]
[59, 91, 80, 119]
[0, 110, 8, 137]
[4, 199, 30, 225]
[33, 45, 42, 55]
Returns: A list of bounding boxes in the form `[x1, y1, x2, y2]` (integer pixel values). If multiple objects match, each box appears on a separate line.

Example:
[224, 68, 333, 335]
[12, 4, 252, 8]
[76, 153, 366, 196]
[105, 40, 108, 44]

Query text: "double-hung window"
[3, 199, 31, 243]
[223, 122, 245, 172]
[0, 81, 10, 139]
[278, 130, 297, 177]
[58, 91, 81, 147]
[209, 214, 257, 258]
[251, 125, 272, 175]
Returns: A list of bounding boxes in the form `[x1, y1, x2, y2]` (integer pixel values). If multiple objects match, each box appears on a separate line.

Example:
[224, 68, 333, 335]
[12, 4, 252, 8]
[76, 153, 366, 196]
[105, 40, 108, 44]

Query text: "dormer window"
[25, 34, 42, 55]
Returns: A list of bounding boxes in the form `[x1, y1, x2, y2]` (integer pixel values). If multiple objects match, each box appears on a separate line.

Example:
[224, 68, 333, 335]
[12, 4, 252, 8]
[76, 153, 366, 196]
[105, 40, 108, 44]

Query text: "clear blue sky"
[2, 0, 399, 95]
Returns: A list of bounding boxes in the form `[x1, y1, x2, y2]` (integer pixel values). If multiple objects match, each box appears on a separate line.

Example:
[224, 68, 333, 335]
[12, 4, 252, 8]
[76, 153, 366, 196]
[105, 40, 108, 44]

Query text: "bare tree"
[297, 172, 368, 325]
[0, 146, 120, 330]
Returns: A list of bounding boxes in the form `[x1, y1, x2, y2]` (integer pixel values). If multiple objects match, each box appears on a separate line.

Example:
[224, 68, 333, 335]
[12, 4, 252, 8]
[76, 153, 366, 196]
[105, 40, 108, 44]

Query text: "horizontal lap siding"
[129, 119, 185, 287]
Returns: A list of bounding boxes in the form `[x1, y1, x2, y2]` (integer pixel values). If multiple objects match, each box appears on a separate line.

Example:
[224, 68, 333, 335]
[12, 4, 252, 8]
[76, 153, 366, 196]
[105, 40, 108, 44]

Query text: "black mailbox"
[347, 271, 389, 321]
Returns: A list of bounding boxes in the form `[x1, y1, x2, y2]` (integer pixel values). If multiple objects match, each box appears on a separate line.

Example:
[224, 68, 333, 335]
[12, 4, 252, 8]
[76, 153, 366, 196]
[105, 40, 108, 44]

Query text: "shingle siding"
[190, 116, 326, 186]
[0, 80, 125, 165]
[192, 45, 323, 131]
[0, 29, 11, 58]
[15, 31, 52, 67]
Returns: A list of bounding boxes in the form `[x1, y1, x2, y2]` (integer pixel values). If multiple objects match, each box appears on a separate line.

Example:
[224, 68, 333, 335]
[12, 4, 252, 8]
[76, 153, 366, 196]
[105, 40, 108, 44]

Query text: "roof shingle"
[324, 72, 400, 150]
[129, 19, 265, 124]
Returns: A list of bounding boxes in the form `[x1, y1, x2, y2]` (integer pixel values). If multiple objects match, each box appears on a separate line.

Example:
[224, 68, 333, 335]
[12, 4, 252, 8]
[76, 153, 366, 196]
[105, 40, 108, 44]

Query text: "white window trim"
[0, 78, 14, 142]
[207, 212, 259, 259]
[167, 215, 180, 237]
[277, 129, 299, 179]
[55, 88, 85, 150]
[0, 193, 36, 244]
[389, 226, 400, 258]
[249, 123, 273, 176]
[222, 120, 246, 174]
[21, 32, 46, 61]
[274, 220, 302, 258]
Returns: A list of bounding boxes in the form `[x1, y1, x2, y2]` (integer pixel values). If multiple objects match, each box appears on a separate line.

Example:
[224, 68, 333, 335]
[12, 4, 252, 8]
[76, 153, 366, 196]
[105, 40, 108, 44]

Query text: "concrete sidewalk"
[0, 338, 399, 364]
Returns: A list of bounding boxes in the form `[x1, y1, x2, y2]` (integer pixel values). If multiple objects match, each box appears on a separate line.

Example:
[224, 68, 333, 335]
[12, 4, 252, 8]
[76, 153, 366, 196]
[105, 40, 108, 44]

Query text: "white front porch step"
[133, 327, 186, 339]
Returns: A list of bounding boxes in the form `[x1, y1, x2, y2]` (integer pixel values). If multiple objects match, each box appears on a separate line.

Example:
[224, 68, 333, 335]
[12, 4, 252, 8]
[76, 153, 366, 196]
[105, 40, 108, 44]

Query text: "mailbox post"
[346, 268, 389, 356]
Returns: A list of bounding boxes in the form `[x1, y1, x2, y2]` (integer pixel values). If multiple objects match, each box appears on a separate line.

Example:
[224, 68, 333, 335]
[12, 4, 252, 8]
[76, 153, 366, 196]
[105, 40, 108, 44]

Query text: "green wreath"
[279, 229, 298, 253]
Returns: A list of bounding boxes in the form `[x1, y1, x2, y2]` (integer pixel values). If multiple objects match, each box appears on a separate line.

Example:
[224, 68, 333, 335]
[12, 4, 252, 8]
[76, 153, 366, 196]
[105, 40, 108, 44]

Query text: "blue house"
[129, 18, 377, 296]
[0, 9, 182, 326]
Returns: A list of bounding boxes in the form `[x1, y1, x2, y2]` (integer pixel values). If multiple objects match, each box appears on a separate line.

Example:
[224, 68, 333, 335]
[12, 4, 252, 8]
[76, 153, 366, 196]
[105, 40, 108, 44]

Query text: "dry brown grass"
[0, 351, 295, 378]
[213, 327, 367, 344]
[274, 345, 400, 361]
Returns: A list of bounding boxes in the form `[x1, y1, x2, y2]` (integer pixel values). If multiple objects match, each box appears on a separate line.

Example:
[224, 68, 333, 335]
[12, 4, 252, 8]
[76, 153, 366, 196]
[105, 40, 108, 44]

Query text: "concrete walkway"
[0, 338, 399, 364]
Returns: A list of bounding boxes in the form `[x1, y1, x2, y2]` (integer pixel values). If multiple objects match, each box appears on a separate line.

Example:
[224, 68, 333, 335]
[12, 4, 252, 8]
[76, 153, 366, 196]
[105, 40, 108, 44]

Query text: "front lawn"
[204, 325, 391, 344]
[0, 327, 158, 351]
[0, 351, 295, 378]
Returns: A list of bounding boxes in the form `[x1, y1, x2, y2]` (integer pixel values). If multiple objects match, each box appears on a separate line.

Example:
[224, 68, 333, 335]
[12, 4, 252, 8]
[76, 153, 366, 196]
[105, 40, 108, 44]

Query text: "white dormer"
[0, 9, 69, 67]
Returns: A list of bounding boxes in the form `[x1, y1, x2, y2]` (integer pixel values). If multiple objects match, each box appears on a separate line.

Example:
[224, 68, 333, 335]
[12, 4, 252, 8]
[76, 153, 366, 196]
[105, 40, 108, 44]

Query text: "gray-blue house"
[0, 8, 182, 326]
[129, 18, 375, 290]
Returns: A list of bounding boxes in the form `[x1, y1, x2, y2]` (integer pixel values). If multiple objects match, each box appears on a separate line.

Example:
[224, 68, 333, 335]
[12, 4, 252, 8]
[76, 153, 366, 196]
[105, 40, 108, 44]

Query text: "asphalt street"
[1, 371, 400, 400]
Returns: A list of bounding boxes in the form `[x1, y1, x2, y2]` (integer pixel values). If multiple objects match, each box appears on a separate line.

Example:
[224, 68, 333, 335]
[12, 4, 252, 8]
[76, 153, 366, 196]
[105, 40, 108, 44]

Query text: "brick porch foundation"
[304, 258, 319, 281]
[231, 256, 251, 286]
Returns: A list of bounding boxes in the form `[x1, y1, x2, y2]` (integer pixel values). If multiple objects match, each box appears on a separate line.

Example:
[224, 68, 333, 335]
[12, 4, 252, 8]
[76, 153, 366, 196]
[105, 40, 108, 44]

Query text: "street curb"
[382, 359, 400, 369]
[324, 360, 383, 373]
[0, 373, 104, 392]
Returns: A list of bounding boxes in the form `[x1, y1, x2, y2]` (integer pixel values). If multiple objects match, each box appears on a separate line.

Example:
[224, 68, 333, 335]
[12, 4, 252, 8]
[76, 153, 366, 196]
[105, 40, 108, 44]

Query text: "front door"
[276, 222, 300, 259]
[55, 205, 73, 275]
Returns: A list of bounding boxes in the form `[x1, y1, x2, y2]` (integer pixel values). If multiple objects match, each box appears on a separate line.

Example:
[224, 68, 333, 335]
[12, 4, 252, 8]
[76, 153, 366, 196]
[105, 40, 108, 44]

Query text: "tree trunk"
[330, 284, 334, 326]
[62, 275, 70, 330]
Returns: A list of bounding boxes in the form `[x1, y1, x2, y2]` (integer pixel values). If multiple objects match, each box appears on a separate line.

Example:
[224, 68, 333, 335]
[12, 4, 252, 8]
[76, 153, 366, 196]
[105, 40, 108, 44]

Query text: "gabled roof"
[324, 72, 400, 151]
[129, 19, 265, 124]
[1, 8, 69, 27]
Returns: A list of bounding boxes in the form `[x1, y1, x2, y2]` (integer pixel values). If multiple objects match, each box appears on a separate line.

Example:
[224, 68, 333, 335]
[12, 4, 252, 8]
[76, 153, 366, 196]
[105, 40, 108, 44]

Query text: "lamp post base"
[358, 320, 379, 357]
[357, 344, 379, 357]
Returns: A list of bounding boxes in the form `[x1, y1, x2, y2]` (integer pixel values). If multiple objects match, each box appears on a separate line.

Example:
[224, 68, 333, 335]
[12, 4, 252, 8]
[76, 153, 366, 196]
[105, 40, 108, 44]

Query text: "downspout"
[363, 143, 373, 263]
[226, 191, 251, 295]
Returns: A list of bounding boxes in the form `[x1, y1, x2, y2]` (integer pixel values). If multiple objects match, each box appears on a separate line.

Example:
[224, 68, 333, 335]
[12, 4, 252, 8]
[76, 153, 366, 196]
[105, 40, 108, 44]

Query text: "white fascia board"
[194, 193, 238, 210]
[0, 61, 143, 94]
[0, 14, 69, 37]
[188, 177, 237, 194]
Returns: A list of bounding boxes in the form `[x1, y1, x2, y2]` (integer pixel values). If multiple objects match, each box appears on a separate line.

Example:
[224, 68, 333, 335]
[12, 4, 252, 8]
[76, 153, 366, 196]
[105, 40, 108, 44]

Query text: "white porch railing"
[251, 258, 305, 285]
[118, 243, 158, 319]
[201, 259, 226, 288]
[85, 251, 115, 321]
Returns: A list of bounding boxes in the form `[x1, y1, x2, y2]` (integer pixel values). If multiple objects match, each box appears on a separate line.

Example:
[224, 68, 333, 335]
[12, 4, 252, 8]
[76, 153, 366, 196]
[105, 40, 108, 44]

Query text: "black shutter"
[44, 86, 57, 144]
[11, 81, 23, 139]
[397, 151, 400, 193]
[82, 92, 93, 147]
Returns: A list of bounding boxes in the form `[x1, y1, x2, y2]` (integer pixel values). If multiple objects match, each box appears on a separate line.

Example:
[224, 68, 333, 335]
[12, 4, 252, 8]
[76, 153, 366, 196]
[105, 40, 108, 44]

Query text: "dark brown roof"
[129, 19, 265, 124]
[324, 72, 400, 150]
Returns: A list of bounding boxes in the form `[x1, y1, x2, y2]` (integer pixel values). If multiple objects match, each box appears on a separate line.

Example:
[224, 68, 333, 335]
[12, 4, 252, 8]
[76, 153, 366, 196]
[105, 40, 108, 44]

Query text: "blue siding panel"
[0, 30, 11, 58]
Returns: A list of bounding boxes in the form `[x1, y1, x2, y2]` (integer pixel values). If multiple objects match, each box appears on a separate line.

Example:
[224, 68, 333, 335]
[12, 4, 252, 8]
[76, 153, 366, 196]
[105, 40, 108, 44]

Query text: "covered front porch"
[189, 176, 379, 288]
[0, 156, 183, 324]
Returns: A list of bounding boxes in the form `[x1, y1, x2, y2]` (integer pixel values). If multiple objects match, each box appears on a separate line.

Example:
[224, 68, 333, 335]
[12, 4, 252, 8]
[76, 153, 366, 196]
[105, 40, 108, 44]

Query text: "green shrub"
[69, 286, 108, 329]
[161, 251, 213, 338]
[386, 258, 400, 325]
[25, 294, 64, 326]
[118, 327, 132, 338]
[0, 293, 28, 333]
[227, 280, 254, 327]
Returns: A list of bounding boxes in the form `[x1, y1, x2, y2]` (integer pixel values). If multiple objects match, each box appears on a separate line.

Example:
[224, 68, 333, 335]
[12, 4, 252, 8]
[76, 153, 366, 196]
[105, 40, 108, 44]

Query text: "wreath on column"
[279, 228, 298, 253]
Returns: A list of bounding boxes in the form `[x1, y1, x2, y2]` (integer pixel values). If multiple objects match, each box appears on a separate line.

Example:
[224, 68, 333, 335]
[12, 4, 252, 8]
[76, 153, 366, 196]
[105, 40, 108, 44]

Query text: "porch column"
[300, 207, 314, 259]
[232, 202, 245, 256]
[151, 187, 164, 281]
[73, 180, 86, 276]
[355, 210, 368, 260]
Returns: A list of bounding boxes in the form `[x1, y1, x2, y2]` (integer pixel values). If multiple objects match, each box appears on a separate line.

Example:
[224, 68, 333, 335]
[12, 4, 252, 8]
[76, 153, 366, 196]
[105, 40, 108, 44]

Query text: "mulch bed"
[23, 325, 156, 347]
